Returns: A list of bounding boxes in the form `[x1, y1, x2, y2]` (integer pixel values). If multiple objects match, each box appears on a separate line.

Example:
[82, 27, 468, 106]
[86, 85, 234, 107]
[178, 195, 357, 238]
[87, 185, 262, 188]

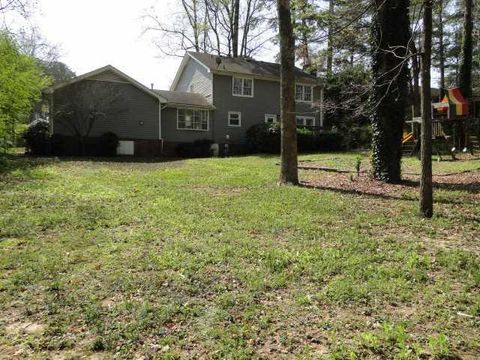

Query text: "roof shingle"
[154, 90, 213, 109]
[188, 52, 318, 83]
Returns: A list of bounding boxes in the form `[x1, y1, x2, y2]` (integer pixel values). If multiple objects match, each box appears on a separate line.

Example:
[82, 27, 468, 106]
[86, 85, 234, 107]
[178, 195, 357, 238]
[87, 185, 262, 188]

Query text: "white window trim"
[265, 114, 277, 123]
[228, 111, 242, 127]
[295, 84, 314, 103]
[296, 115, 316, 126]
[176, 108, 210, 131]
[232, 76, 254, 98]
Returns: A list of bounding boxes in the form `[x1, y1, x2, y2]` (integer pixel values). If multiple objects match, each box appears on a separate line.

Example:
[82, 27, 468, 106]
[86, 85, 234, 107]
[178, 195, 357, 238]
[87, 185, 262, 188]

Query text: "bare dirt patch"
[5, 322, 45, 336]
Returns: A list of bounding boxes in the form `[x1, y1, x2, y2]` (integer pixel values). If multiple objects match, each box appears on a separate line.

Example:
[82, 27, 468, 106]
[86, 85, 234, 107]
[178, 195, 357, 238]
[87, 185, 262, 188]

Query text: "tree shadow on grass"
[299, 179, 476, 206]
[0, 154, 57, 176]
[398, 178, 480, 195]
[55, 155, 184, 164]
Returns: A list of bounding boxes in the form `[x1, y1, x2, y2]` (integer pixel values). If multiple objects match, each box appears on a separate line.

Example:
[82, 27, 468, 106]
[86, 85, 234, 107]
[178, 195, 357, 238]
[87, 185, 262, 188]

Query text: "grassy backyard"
[0, 153, 479, 359]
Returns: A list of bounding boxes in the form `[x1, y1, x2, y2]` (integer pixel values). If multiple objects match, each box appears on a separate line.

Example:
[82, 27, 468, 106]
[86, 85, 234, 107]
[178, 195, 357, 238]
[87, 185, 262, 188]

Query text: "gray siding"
[211, 74, 321, 144]
[174, 59, 213, 102]
[53, 80, 160, 140]
[161, 107, 213, 143]
[88, 70, 129, 83]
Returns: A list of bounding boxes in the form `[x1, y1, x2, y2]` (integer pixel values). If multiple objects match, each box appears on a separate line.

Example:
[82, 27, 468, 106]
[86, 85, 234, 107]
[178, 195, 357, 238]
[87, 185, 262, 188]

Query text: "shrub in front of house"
[246, 122, 281, 153]
[176, 139, 213, 158]
[246, 123, 344, 153]
[99, 132, 119, 157]
[297, 127, 317, 152]
[317, 132, 345, 151]
[23, 119, 50, 155]
[341, 125, 372, 150]
[50, 132, 119, 157]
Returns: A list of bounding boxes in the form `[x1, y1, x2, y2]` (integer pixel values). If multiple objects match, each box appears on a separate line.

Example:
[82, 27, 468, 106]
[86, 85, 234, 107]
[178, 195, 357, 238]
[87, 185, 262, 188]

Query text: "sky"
[8, 0, 441, 89]
[31, 0, 184, 90]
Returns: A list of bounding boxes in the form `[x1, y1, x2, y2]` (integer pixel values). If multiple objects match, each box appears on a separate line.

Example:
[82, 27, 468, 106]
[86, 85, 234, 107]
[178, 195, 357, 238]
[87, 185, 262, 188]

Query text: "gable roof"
[154, 90, 214, 109]
[190, 52, 318, 82]
[46, 65, 167, 102]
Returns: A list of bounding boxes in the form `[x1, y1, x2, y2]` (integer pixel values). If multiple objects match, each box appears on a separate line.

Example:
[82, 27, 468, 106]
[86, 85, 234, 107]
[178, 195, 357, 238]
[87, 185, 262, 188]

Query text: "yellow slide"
[402, 132, 414, 144]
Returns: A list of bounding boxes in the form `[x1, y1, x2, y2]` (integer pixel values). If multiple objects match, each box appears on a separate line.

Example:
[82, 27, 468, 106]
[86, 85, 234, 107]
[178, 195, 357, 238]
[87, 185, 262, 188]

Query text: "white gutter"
[159, 101, 168, 155]
[158, 99, 162, 140]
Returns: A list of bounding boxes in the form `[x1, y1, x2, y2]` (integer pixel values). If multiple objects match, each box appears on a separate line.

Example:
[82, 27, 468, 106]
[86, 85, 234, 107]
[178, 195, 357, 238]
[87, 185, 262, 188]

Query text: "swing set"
[402, 87, 480, 159]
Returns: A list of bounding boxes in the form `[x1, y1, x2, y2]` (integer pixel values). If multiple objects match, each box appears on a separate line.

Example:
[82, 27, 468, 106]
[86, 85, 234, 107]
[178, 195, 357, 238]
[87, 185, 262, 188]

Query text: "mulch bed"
[300, 165, 480, 201]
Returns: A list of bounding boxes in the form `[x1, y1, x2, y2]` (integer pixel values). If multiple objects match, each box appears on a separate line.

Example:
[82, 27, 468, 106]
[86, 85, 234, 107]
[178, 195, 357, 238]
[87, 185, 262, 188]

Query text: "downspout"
[158, 99, 167, 155]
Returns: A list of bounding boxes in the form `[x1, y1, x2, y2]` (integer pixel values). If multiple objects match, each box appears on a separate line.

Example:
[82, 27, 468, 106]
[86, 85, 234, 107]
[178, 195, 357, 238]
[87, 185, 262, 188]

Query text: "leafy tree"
[323, 65, 370, 148]
[291, 0, 326, 71]
[41, 61, 75, 85]
[370, 0, 410, 183]
[0, 32, 49, 153]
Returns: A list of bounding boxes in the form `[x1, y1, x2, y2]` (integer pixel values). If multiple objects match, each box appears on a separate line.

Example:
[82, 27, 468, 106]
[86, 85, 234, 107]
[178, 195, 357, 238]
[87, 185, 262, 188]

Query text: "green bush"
[246, 122, 281, 153]
[246, 123, 344, 153]
[317, 132, 344, 151]
[176, 139, 213, 158]
[297, 127, 317, 152]
[23, 119, 50, 155]
[100, 132, 119, 157]
[342, 125, 372, 150]
[50, 133, 119, 157]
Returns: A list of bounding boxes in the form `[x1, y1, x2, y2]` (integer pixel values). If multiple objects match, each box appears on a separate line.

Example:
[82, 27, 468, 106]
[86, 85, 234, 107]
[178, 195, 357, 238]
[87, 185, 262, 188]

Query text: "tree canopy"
[0, 32, 49, 151]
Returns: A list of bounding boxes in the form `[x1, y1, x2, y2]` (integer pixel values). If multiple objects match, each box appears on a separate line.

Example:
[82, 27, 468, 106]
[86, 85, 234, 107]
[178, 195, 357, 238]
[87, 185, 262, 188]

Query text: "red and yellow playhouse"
[432, 87, 469, 119]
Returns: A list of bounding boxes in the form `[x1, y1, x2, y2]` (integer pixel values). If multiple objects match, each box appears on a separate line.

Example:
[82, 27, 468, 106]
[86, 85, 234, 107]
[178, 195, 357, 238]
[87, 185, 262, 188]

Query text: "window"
[265, 114, 278, 124]
[232, 76, 254, 97]
[296, 116, 315, 127]
[228, 111, 242, 127]
[177, 108, 209, 131]
[295, 84, 313, 102]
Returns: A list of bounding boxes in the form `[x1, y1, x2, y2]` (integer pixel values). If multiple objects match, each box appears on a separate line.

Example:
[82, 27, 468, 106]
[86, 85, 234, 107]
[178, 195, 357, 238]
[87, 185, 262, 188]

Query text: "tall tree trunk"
[420, 0, 433, 218]
[240, 0, 253, 57]
[458, 0, 473, 99]
[370, 0, 410, 183]
[438, 0, 446, 98]
[326, 0, 334, 74]
[232, 0, 240, 57]
[277, 0, 298, 185]
[300, 0, 311, 70]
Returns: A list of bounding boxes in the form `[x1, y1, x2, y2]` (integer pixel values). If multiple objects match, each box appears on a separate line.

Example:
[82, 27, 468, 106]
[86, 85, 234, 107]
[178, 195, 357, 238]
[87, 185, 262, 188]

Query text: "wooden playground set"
[402, 87, 480, 159]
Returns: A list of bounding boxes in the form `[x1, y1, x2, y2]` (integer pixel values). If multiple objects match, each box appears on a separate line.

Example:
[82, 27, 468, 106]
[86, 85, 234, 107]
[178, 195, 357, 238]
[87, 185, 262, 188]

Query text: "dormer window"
[232, 76, 254, 97]
[295, 84, 313, 102]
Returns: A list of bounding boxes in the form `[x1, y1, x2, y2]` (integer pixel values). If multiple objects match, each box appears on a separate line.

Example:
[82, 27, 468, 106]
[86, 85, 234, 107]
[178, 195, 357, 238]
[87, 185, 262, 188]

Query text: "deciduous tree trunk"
[420, 0, 433, 218]
[232, 0, 240, 57]
[370, 0, 410, 183]
[277, 0, 298, 185]
[458, 0, 473, 99]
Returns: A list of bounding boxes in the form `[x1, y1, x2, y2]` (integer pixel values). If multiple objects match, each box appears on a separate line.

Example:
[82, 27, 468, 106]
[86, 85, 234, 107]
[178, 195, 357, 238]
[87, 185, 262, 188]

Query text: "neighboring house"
[46, 52, 324, 156]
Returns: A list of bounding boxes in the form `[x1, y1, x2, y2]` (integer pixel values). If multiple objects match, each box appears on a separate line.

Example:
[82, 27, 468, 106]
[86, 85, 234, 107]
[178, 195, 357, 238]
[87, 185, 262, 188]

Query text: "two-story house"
[48, 52, 324, 156]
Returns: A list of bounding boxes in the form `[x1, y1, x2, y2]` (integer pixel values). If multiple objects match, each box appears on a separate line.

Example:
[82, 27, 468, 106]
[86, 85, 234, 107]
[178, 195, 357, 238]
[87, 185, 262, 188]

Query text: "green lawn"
[0, 154, 479, 359]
